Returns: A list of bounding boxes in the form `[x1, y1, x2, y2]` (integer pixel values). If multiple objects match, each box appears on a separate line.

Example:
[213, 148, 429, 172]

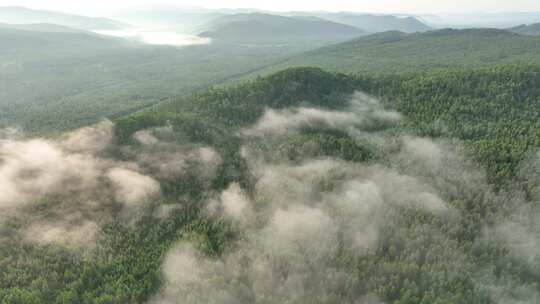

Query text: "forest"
[2, 65, 540, 303]
[4, 2, 540, 303]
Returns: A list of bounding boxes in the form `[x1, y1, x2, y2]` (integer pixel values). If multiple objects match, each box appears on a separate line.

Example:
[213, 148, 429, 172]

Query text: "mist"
[141, 93, 540, 303]
[0, 89, 539, 303]
[0, 121, 221, 249]
[2, 0, 540, 301]
[94, 29, 211, 46]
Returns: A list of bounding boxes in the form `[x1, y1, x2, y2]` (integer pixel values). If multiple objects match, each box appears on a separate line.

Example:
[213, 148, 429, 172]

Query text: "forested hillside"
[510, 23, 540, 36]
[2, 67, 540, 303]
[5, 26, 540, 135]
[255, 28, 540, 75]
[0, 26, 306, 134]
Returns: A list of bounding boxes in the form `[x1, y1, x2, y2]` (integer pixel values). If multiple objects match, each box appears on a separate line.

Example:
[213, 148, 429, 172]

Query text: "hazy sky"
[2, 0, 540, 15]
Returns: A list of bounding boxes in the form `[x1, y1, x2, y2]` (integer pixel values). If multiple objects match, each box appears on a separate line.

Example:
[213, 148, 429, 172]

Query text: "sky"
[1, 0, 540, 15]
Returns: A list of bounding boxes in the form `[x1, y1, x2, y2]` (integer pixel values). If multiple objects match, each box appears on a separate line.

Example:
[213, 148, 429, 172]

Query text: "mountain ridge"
[0, 6, 127, 30]
[199, 13, 365, 46]
[288, 12, 432, 33]
[246, 28, 540, 75]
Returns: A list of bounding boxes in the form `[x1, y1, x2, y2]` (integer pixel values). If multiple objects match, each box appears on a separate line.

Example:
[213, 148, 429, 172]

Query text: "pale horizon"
[2, 0, 540, 17]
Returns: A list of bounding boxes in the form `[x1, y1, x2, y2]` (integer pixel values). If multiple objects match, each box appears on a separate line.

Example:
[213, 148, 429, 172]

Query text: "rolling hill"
[0, 25, 312, 133]
[0, 26, 126, 51]
[111, 6, 431, 35]
[3, 57, 540, 303]
[0, 6, 125, 30]
[252, 28, 540, 75]
[291, 12, 432, 33]
[199, 13, 364, 46]
[510, 23, 540, 36]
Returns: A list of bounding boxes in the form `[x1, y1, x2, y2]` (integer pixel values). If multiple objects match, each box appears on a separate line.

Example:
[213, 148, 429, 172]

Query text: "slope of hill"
[254, 28, 540, 75]
[6, 26, 540, 133]
[510, 23, 540, 36]
[0, 27, 126, 51]
[0, 26, 313, 133]
[3, 67, 540, 303]
[292, 12, 432, 33]
[199, 13, 364, 45]
[0, 6, 125, 30]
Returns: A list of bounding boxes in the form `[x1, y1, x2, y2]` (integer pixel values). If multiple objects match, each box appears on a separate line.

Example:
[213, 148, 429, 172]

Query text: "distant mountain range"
[0, 6, 434, 47]
[109, 5, 431, 34]
[288, 12, 432, 33]
[199, 13, 364, 46]
[3, 6, 540, 132]
[109, 6, 224, 32]
[0, 6, 125, 30]
[420, 12, 540, 29]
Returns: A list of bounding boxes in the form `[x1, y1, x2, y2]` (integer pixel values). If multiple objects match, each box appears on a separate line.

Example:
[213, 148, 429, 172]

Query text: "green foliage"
[358, 65, 540, 184]
[253, 29, 540, 76]
[0, 28, 308, 134]
[4, 65, 540, 303]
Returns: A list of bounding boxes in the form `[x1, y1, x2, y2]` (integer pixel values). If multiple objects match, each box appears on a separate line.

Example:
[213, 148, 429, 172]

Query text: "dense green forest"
[0, 27, 301, 134]
[253, 29, 540, 76]
[5, 27, 540, 135]
[2, 66, 540, 303]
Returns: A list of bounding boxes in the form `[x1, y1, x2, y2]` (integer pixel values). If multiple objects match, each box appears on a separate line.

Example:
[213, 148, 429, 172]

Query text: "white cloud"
[107, 167, 160, 206]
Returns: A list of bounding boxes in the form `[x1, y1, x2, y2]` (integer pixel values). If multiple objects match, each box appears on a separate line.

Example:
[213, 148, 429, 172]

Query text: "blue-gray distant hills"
[0, 6, 125, 30]
[289, 12, 432, 33]
[199, 13, 365, 45]
[109, 6, 432, 36]
[510, 23, 540, 36]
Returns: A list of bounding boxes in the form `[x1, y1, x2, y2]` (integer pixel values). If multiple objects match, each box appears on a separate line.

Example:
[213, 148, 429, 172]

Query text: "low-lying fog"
[94, 29, 211, 47]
